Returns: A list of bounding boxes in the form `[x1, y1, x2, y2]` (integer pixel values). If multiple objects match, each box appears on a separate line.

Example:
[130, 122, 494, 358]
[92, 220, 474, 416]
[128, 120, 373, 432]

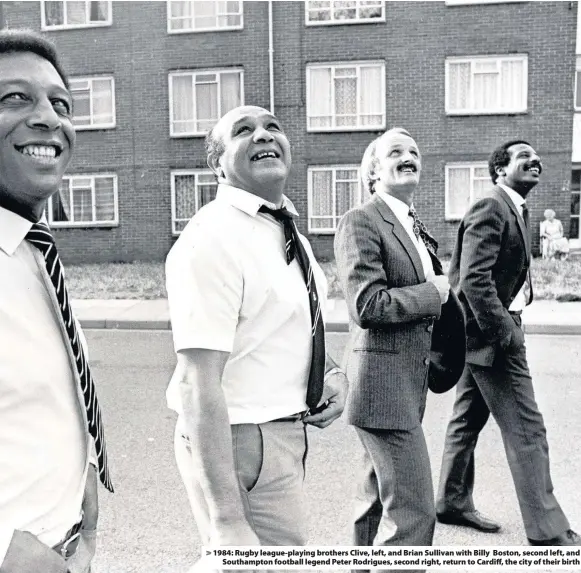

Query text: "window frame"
[307, 164, 364, 233]
[445, 162, 492, 221]
[575, 56, 581, 112]
[171, 169, 218, 235]
[166, 0, 244, 34]
[40, 0, 112, 31]
[445, 54, 528, 115]
[48, 173, 119, 228]
[168, 67, 244, 137]
[69, 75, 116, 130]
[305, 0, 386, 26]
[306, 61, 386, 132]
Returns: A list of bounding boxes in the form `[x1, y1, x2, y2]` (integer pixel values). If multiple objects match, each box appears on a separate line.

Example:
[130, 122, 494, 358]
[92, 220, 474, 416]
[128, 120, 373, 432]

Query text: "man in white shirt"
[334, 128, 453, 570]
[166, 105, 347, 564]
[0, 29, 111, 573]
[436, 140, 580, 546]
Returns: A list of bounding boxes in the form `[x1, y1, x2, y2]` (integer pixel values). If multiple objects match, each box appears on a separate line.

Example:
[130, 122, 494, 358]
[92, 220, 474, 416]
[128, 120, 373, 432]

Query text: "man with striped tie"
[0, 30, 112, 573]
[166, 105, 347, 563]
[334, 128, 454, 568]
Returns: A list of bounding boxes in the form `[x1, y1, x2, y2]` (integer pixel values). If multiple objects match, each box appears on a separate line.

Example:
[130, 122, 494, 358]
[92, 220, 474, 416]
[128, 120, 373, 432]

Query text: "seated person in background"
[540, 209, 569, 260]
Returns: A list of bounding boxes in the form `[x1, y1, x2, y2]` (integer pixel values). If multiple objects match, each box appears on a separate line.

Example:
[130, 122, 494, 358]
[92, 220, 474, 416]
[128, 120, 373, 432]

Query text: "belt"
[509, 310, 523, 316]
[52, 513, 83, 559]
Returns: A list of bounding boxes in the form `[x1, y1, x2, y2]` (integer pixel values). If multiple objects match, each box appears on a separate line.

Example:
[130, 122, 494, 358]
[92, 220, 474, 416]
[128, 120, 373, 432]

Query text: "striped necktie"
[258, 205, 325, 410]
[408, 206, 438, 255]
[26, 222, 114, 492]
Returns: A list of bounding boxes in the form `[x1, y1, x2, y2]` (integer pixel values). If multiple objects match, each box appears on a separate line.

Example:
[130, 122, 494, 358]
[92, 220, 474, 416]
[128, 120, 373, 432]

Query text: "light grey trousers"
[174, 417, 308, 548]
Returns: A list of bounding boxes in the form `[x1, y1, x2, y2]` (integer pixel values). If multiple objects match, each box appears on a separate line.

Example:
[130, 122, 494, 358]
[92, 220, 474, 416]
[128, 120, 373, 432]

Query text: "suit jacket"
[334, 193, 463, 430]
[450, 185, 531, 367]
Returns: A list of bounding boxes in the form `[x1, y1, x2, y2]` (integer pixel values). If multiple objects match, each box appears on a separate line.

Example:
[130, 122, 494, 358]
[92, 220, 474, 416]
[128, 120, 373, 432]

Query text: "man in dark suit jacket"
[436, 140, 580, 546]
[335, 128, 463, 566]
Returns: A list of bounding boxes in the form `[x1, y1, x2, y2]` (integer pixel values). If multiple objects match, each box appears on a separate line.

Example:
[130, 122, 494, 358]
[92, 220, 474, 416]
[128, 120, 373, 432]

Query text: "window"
[306, 1, 384, 25]
[69, 77, 115, 129]
[446, 55, 527, 115]
[308, 165, 368, 232]
[41, 1, 111, 30]
[307, 62, 385, 131]
[48, 174, 118, 227]
[575, 56, 581, 111]
[171, 171, 218, 233]
[445, 163, 493, 220]
[167, 1, 242, 33]
[169, 69, 243, 136]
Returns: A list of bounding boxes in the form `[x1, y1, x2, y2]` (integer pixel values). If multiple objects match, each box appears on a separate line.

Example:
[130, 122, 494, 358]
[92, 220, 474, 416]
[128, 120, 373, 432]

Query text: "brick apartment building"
[0, 0, 578, 263]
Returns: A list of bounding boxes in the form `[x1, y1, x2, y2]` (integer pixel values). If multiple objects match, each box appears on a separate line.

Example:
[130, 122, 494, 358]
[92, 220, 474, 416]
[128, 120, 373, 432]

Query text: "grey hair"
[544, 208, 556, 219]
[204, 125, 225, 171]
[360, 127, 412, 194]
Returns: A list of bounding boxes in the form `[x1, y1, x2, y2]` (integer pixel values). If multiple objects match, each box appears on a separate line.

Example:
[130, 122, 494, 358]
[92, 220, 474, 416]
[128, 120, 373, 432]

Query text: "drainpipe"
[268, 0, 274, 114]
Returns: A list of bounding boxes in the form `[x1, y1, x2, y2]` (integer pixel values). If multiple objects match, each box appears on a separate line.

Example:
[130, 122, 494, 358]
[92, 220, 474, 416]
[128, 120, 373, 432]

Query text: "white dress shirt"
[498, 183, 528, 312]
[376, 190, 434, 277]
[0, 207, 89, 565]
[166, 184, 328, 425]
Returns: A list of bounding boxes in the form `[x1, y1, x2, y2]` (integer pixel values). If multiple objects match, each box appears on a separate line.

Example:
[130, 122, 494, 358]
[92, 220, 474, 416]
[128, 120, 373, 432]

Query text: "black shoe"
[529, 529, 581, 546]
[436, 509, 501, 533]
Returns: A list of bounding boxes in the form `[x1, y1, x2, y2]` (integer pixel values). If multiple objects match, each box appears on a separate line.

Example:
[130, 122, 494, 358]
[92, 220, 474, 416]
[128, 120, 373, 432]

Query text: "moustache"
[397, 162, 417, 172]
[524, 162, 542, 173]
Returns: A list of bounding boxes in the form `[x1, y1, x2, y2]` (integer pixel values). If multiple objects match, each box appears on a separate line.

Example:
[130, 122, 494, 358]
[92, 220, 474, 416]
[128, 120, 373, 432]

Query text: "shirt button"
[424, 357, 430, 365]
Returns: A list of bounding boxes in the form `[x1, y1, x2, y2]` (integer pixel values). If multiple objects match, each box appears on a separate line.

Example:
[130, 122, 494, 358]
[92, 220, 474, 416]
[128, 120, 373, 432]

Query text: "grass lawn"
[65, 257, 581, 302]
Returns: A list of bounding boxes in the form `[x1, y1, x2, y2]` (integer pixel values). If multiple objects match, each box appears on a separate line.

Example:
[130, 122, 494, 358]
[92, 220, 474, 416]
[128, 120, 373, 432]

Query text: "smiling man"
[165, 105, 347, 564]
[0, 29, 113, 573]
[436, 140, 580, 546]
[334, 128, 458, 570]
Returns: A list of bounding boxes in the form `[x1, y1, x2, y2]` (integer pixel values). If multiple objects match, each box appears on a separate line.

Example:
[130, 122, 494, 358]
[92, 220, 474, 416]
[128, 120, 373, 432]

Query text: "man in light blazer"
[436, 139, 580, 546]
[334, 128, 462, 568]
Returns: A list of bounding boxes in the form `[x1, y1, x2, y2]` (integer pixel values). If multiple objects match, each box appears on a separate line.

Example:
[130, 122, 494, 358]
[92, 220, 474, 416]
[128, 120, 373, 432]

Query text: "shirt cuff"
[0, 528, 15, 567]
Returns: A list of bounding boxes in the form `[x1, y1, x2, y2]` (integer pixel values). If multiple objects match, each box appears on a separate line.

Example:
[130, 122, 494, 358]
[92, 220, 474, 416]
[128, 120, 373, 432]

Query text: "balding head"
[205, 106, 271, 167]
[204, 105, 292, 204]
[360, 128, 414, 194]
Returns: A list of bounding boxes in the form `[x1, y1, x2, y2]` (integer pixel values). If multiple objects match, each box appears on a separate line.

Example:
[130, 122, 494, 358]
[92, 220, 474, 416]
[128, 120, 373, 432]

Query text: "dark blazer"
[449, 185, 531, 367]
[334, 193, 464, 430]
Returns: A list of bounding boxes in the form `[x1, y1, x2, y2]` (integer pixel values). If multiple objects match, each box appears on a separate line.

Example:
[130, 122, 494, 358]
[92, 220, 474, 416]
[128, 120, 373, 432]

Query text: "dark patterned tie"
[522, 203, 534, 304]
[408, 206, 438, 255]
[26, 223, 114, 492]
[259, 205, 325, 409]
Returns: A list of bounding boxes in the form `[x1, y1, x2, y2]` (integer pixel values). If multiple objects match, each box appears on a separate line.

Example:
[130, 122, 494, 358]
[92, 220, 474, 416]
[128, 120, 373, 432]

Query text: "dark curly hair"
[488, 139, 531, 184]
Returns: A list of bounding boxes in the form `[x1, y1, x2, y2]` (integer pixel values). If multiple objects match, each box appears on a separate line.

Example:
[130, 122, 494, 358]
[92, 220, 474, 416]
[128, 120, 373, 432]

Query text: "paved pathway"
[71, 298, 581, 334]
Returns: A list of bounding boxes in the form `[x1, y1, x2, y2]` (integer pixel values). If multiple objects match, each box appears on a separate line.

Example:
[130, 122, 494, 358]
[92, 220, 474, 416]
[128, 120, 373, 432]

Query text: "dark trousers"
[352, 425, 435, 573]
[437, 323, 570, 540]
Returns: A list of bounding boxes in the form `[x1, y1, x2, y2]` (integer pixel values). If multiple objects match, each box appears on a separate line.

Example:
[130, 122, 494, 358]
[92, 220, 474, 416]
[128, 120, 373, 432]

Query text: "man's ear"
[495, 165, 505, 179]
[207, 154, 224, 179]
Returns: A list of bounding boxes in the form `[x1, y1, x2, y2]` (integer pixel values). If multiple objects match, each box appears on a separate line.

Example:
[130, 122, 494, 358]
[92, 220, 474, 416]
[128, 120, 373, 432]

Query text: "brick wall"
[2, 1, 576, 262]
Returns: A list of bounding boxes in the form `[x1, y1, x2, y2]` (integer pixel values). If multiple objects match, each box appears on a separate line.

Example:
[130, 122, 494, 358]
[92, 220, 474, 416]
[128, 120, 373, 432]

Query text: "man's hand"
[82, 463, 99, 531]
[426, 272, 450, 304]
[303, 370, 348, 428]
[0, 531, 68, 573]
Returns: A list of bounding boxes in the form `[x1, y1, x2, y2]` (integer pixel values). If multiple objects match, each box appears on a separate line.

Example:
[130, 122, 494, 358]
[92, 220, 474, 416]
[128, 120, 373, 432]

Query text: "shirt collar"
[376, 189, 413, 222]
[498, 183, 526, 208]
[216, 183, 299, 218]
[0, 206, 36, 256]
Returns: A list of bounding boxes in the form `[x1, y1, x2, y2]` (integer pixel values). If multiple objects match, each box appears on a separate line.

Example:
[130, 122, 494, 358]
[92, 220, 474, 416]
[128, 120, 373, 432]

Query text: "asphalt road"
[85, 331, 581, 573]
